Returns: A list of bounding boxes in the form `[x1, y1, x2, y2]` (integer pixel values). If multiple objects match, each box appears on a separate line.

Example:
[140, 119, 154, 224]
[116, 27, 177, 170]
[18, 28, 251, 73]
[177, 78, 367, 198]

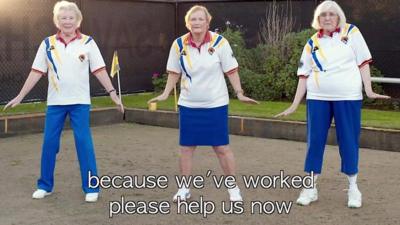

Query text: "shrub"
[226, 68, 282, 100]
[151, 73, 167, 93]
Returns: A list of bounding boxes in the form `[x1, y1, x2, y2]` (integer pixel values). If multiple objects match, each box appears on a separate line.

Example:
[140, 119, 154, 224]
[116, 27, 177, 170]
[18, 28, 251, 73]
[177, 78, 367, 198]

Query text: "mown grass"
[1, 93, 399, 130]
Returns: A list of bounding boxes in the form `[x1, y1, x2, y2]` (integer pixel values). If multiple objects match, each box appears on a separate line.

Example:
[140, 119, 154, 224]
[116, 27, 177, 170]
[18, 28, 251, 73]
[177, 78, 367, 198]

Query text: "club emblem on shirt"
[181, 50, 187, 56]
[79, 54, 85, 62]
[341, 36, 348, 44]
[312, 46, 319, 52]
[48, 45, 55, 51]
[208, 47, 215, 55]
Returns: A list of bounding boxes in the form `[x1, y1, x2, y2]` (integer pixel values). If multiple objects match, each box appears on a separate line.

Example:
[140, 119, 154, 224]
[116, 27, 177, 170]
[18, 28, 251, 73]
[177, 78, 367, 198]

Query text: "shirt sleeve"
[88, 38, 106, 73]
[31, 40, 48, 74]
[297, 43, 313, 77]
[218, 38, 239, 73]
[348, 27, 372, 66]
[166, 40, 181, 74]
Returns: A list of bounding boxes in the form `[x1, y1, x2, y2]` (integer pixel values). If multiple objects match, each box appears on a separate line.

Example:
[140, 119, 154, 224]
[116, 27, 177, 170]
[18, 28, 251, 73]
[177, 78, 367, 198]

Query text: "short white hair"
[184, 5, 212, 30]
[53, 1, 83, 28]
[311, 0, 346, 30]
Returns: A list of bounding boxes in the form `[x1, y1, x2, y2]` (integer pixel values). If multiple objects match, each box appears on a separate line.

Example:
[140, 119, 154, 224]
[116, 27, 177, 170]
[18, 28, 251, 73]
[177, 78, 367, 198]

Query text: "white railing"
[371, 77, 400, 84]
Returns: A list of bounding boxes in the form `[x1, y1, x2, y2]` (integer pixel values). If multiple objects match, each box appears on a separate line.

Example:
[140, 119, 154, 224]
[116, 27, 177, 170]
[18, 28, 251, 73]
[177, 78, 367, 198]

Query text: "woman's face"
[188, 10, 209, 34]
[57, 9, 78, 35]
[318, 10, 339, 32]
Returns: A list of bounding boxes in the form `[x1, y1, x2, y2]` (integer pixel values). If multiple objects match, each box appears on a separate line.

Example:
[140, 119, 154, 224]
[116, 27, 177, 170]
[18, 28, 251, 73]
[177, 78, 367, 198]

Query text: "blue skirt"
[179, 105, 229, 146]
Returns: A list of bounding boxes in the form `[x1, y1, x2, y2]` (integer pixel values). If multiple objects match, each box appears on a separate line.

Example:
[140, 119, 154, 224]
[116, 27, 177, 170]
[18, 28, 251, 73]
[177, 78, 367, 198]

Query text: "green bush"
[223, 28, 315, 101]
[225, 68, 281, 100]
[221, 27, 265, 74]
[152, 73, 167, 93]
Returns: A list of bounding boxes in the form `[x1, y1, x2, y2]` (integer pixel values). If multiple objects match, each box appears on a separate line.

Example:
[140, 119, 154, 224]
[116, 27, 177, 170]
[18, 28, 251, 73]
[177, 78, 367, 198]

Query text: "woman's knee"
[213, 145, 231, 156]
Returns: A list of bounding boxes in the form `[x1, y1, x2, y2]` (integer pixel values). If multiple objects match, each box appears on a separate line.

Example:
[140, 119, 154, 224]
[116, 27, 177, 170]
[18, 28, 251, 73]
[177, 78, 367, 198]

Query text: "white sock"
[310, 172, 318, 188]
[347, 174, 358, 190]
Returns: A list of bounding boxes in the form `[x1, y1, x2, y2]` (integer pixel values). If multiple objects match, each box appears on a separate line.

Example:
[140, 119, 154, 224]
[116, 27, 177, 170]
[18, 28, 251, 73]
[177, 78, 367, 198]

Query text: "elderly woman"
[148, 5, 258, 202]
[4, 1, 123, 202]
[276, 0, 390, 208]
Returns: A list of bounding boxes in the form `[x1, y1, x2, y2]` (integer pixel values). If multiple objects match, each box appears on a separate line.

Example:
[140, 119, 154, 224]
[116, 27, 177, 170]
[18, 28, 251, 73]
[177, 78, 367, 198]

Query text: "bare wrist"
[107, 89, 116, 94]
[235, 89, 244, 96]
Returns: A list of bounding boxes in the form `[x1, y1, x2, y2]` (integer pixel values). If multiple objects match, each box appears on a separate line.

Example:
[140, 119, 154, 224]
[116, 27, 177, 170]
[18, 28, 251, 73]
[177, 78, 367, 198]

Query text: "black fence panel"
[0, 0, 175, 103]
[1, 0, 399, 103]
[81, 0, 175, 96]
[0, 0, 59, 103]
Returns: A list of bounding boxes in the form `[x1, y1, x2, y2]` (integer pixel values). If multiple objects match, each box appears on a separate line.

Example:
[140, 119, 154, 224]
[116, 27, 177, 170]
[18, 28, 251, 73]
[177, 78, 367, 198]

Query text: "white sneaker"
[32, 189, 52, 199]
[347, 188, 362, 208]
[173, 189, 191, 202]
[228, 187, 243, 202]
[85, 193, 99, 203]
[296, 188, 318, 206]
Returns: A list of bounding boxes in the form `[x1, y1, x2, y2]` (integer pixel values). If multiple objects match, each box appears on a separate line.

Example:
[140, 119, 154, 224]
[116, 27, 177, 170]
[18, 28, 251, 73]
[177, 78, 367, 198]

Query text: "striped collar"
[317, 28, 341, 38]
[56, 30, 82, 46]
[186, 31, 212, 48]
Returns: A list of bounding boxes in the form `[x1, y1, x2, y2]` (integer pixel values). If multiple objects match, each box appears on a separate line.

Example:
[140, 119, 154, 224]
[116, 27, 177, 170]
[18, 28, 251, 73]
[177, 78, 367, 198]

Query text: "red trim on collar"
[56, 30, 82, 46]
[317, 28, 341, 38]
[187, 31, 211, 48]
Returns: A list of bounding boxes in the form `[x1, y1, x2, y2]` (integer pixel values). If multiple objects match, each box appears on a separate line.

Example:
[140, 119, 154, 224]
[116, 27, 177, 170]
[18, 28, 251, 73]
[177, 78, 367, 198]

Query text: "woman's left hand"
[110, 92, 125, 113]
[237, 94, 259, 104]
[366, 91, 391, 99]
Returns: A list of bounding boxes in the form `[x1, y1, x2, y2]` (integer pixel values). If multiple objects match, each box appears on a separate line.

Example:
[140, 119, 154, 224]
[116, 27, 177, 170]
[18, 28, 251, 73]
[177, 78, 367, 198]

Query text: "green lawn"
[1, 93, 399, 130]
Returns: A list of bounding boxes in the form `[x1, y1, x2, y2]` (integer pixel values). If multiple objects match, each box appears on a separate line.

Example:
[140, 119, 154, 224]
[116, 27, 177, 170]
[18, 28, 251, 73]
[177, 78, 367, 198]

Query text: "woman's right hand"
[3, 95, 23, 111]
[147, 93, 169, 104]
[274, 104, 298, 118]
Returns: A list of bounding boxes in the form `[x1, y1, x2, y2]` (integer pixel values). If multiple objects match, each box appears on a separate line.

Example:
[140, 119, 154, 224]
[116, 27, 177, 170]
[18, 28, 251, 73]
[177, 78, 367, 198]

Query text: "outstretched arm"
[147, 72, 181, 104]
[3, 70, 43, 110]
[275, 76, 307, 117]
[360, 64, 390, 99]
[95, 69, 124, 113]
[227, 71, 259, 104]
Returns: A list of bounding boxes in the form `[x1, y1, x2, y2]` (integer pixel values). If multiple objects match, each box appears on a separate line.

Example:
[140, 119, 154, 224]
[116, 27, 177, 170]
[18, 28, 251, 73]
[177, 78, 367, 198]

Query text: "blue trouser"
[37, 104, 99, 193]
[305, 100, 362, 175]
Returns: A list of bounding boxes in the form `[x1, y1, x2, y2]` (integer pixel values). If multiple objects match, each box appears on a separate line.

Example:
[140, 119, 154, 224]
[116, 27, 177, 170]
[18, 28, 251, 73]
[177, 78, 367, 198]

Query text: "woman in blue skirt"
[276, 0, 390, 208]
[148, 5, 258, 202]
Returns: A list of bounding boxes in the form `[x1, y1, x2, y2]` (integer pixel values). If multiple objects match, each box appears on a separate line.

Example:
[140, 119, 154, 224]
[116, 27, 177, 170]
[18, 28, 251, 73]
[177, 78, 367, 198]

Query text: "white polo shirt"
[167, 31, 238, 108]
[32, 31, 106, 105]
[297, 23, 372, 100]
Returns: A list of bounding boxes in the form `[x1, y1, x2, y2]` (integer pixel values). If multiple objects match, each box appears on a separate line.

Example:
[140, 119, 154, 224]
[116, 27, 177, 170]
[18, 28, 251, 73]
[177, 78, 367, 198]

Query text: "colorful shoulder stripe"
[44, 37, 60, 80]
[307, 33, 325, 72]
[49, 35, 62, 65]
[176, 34, 192, 82]
[81, 34, 93, 45]
[210, 33, 226, 49]
[342, 23, 360, 37]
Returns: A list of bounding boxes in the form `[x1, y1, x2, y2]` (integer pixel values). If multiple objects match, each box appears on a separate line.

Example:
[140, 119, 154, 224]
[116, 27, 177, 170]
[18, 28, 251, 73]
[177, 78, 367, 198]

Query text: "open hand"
[237, 94, 259, 104]
[110, 93, 124, 113]
[147, 94, 168, 104]
[366, 91, 390, 99]
[3, 96, 23, 111]
[275, 105, 297, 118]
